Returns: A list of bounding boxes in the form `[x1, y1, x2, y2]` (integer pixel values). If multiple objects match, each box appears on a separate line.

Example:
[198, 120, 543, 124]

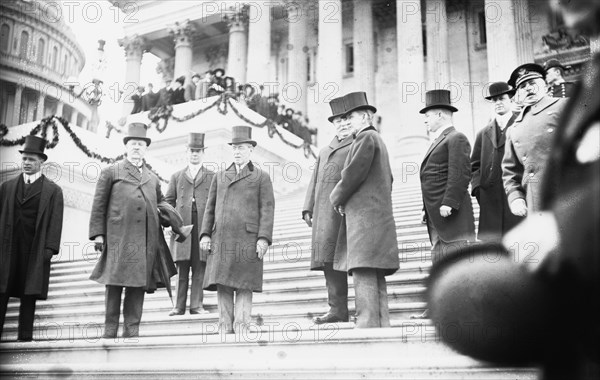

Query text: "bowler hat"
[175, 76, 185, 85]
[212, 68, 225, 77]
[123, 122, 151, 146]
[543, 58, 571, 72]
[19, 135, 48, 161]
[327, 96, 346, 122]
[485, 82, 516, 100]
[341, 92, 377, 115]
[508, 63, 545, 88]
[228, 126, 256, 147]
[427, 242, 552, 365]
[420, 89, 458, 114]
[187, 133, 205, 149]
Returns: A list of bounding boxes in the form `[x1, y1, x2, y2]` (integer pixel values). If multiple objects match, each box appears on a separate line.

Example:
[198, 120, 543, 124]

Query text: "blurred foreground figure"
[429, 1, 599, 378]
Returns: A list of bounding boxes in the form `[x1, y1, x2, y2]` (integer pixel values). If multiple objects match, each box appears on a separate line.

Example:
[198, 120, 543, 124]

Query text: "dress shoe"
[169, 309, 185, 316]
[190, 308, 209, 315]
[313, 312, 349, 324]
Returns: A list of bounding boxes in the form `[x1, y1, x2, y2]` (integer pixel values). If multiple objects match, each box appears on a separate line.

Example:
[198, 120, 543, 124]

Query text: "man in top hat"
[544, 58, 576, 98]
[329, 92, 399, 328]
[0, 136, 63, 341]
[303, 96, 353, 324]
[420, 89, 475, 264]
[89, 123, 165, 339]
[502, 63, 568, 216]
[164, 133, 215, 316]
[200, 126, 275, 333]
[142, 83, 159, 111]
[471, 82, 524, 242]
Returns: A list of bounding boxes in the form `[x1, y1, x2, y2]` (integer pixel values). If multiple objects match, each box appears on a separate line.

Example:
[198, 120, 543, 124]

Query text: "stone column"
[36, 91, 46, 120]
[396, 0, 426, 139]
[315, 0, 343, 145]
[26, 93, 36, 123]
[12, 84, 23, 126]
[168, 20, 195, 83]
[226, 9, 248, 85]
[118, 34, 146, 115]
[55, 101, 64, 117]
[286, 2, 309, 114]
[353, 0, 376, 101]
[71, 109, 79, 127]
[485, 0, 534, 81]
[425, 0, 450, 88]
[246, 2, 272, 85]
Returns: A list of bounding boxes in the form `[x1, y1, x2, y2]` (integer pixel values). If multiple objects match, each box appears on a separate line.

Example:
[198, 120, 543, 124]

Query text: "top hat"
[228, 126, 257, 147]
[212, 68, 225, 77]
[187, 133, 205, 149]
[175, 76, 185, 85]
[19, 135, 48, 161]
[327, 96, 347, 122]
[420, 89, 458, 114]
[508, 63, 545, 88]
[485, 82, 516, 100]
[341, 92, 377, 115]
[543, 58, 571, 72]
[123, 122, 151, 146]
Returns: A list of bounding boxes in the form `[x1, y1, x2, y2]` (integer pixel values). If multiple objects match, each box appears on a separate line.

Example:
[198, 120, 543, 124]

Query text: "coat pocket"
[245, 223, 259, 233]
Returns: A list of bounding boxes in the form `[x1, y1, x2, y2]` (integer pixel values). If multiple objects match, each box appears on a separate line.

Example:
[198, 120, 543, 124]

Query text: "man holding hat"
[302, 96, 353, 324]
[200, 126, 275, 333]
[420, 89, 475, 263]
[0, 135, 64, 341]
[89, 122, 165, 338]
[471, 82, 523, 242]
[502, 63, 568, 216]
[329, 92, 399, 328]
[544, 58, 576, 98]
[164, 133, 215, 316]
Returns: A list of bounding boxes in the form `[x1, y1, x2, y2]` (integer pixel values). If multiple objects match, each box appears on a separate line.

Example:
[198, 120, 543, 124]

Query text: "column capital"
[168, 19, 196, 49]
[224, 4, 249, 33]
[118, 34, 146, 61]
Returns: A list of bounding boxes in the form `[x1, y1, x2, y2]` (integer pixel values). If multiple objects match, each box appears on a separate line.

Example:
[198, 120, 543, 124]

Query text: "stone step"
[0, 328, 538, 379]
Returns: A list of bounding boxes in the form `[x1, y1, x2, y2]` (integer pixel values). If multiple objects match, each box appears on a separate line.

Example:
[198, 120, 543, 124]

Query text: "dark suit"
[471, 114, 523, 241]
[142, 91, 159, 111]
[547, 81, 576, 98]
[0, 175, 63, 341]
[303, 135, 353, 320]
[130, 93, 143, 114]
[164, 166, 215, 313]
[421, 127, 475, 262]
[536, 53, 600, 380]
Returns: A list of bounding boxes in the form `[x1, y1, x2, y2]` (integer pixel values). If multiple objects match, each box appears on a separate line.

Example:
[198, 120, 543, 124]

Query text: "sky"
[59, 1, 161, 129]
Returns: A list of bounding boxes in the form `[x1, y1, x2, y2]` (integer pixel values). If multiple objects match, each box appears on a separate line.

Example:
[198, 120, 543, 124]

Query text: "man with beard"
[471, 82, 523, 241]
[303, 96, 353, 324]
[502, 63, 568, 215]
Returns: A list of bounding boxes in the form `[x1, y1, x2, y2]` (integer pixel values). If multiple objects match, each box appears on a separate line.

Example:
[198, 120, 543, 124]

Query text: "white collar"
[429, 125, 453, 142]
[23, 171, 42, 184]
[495, 112, 513, 130]
[188, 163, 202, 176]
[235, 162, 248, 174]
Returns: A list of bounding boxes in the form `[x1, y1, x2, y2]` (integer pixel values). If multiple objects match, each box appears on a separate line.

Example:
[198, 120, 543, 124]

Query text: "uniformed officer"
[543, 58, 576, 98]
[502, 63, 568, 215]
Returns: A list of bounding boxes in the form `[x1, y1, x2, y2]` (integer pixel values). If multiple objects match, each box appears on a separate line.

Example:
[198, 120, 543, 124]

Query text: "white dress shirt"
[429, 125, 454, 143]
[495, 112, 513, 131]
[23, 171, 42, 184]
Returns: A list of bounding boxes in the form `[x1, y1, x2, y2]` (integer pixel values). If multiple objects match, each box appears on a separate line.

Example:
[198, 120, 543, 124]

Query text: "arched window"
[37, 38, 45, 65]
[0, 24, 9, 52]
[19, 30, 29, 59]
[52, 46, 58, 70]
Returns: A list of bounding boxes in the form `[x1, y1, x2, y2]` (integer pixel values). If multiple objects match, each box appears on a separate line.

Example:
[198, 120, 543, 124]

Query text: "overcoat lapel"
[485, 122, 498, 149]
[124, 160, 142, 183]
[422, 127, 455, 164]
[325, 135, 353, 161]
[35, 176, 51, 228]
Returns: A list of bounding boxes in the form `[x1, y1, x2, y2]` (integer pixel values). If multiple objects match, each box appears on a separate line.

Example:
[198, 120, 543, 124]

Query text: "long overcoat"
[89, 159, 163, 290]
[471, 115, 523, 240]
[303, 135, 353, 270]
[201, 162, 275, 292]
[164, 166, 215, 262]
[0, 175, 63, 300]
[502, 96, 567, 212]
[329, 126, 399, 276]
[421, 127, 475, 244]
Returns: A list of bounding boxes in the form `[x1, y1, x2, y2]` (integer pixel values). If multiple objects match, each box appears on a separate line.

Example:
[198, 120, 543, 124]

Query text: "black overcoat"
[0, 175, 63, 300]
